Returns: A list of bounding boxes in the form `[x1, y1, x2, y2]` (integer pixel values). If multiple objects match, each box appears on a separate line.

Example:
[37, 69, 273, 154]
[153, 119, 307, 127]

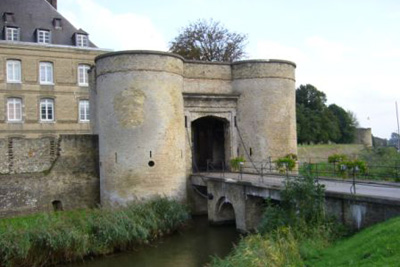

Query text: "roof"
[0, 0, 96, 47]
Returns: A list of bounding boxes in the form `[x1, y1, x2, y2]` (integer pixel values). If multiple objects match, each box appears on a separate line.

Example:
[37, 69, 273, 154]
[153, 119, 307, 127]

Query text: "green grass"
[0, 198, 190, 267]
[306, 216, 400, 266]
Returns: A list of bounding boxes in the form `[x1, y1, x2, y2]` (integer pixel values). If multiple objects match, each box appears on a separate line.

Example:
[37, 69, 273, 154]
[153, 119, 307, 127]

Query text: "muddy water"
[70, 216, 239, 267]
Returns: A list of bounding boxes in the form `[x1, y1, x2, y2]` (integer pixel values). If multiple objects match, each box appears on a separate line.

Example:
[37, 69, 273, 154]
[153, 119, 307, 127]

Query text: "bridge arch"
[191, 116, 231, 171]
[214, 196, 236, 224]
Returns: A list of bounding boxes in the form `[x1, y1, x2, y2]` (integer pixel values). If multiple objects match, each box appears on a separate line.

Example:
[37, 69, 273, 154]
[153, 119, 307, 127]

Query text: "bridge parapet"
[190, 173, 400, 232]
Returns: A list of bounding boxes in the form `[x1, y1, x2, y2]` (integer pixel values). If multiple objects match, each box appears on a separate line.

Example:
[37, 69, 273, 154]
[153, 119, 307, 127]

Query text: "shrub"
[338, 159, 367, 178]
[275, 154, 297, 173]
[230, 156, 245, 171]
[258, 174, 325, 233]
[328, 153, 348, 163]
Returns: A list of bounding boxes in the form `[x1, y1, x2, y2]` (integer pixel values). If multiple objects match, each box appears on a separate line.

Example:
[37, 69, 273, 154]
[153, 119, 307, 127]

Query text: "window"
[37, 29, 51, 44]
[79, 100, 90, 122]
[39, 62, 53, 84]
[7, 60, 21, 83]
[5, 27, 19, 41]
[7, 98, 22, 122]
[76, 34, 88, 47]
[78, 64, 90, 86]
[53, 18, 62, 29]
[40, 99, 54, 122]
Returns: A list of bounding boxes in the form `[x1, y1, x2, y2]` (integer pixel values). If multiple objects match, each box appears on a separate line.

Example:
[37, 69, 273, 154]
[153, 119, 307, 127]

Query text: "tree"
[328, 104, 357, 143]
[389, 132, 400, 150]
[296, 84, 356, 144]
[296, 84, 327, 111]
[169, 19, 247, 62]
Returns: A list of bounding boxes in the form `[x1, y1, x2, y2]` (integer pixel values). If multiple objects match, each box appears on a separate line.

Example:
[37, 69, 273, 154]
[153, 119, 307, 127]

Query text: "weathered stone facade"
[0, 135, 99, 217]
[354, 127, 373, 147]
[92, 51, 297, 206]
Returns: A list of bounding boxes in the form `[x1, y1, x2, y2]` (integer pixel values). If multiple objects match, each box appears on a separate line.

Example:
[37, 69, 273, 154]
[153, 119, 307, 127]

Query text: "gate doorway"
[192, 116, 229, 171]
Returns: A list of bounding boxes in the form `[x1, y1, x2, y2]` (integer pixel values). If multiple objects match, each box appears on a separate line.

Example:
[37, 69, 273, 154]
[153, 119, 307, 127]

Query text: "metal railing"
[196, 157, 400, 196]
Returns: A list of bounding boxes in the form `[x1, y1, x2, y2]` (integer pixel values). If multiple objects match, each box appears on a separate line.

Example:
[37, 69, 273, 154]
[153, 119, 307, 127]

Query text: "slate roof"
[0, 0, 96, 47]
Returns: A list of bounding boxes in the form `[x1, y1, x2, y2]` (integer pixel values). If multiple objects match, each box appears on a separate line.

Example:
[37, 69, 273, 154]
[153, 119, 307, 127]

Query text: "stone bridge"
[190, 172, 400, 232]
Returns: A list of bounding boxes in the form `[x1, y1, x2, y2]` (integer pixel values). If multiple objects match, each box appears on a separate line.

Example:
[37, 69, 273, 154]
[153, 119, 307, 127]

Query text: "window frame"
[37, 29, 51, 44]
[79, 100, 90, 122]
[6, 60, 21, 83]
[7, 97, 22, 122]
[78, 64, 90, 86]
[76, 34, 89, 47]
[5, 27, 20, 41]
[39, 62, 54, 85]
[40, 98, 55, 122]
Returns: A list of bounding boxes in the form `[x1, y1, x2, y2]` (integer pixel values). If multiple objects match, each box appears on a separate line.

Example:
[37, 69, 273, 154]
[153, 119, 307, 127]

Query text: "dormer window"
[3, 12, 14, 23]
[37, 29, 51, 44]
[5, 27, 19, 41]
[75, 33, 88, 47]
[53, 18, 62, 29]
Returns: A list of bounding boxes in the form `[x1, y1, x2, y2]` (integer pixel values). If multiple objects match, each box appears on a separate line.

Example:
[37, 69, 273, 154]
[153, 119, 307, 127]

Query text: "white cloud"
[59, 0, 167, 51]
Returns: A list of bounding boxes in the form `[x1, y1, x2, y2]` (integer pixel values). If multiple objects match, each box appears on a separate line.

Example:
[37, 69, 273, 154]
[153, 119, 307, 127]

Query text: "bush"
[275, 154, 297, 173]
[328, 153, 348, 163]
[338, 159, 367, 178]
[230, 156, 245, 171]
[258, 174, 325, 233]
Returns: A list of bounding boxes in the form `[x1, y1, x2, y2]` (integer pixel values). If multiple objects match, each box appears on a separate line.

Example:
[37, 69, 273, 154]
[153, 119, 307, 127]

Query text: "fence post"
[260, 162, 264, 183]
[239, 162, 243, 180]
[269, 156, 272, 173]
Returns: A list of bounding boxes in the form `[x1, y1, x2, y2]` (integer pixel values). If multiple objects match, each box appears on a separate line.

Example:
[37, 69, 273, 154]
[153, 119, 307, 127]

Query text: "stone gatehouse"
[92, 50, 297, 206]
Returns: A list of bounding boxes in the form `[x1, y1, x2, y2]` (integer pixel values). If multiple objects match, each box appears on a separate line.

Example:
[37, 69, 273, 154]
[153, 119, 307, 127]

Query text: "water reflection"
[70, 216, 239, 267]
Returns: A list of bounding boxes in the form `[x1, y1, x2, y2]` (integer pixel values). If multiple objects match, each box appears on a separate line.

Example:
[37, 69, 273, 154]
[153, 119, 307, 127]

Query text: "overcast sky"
[59, 0, 400, 139]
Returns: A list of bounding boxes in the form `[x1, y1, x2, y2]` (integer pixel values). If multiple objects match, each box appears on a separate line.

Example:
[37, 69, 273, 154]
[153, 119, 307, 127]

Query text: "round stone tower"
[94, 51, 186, 206]
[232, 60, 297, 161]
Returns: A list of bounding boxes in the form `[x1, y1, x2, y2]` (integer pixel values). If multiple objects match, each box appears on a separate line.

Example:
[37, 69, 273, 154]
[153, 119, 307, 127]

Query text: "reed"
[0, 198, 189, 267]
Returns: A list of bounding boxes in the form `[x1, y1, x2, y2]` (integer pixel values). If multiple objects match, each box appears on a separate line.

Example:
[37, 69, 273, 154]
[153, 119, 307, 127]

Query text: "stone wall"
[325, 193, 400, 230]
[0, 135, 99, 217]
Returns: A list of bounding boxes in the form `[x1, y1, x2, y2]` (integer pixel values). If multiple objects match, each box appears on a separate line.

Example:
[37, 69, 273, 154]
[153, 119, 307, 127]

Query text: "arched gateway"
[192, 116, 229, 171]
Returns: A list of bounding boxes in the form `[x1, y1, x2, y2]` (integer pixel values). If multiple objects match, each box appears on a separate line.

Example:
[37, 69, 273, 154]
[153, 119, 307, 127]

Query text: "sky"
[59, 0, 400, 139]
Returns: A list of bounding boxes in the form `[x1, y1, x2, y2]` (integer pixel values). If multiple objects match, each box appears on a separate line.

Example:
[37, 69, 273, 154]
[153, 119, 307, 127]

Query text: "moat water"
[69, 216, 240, 267]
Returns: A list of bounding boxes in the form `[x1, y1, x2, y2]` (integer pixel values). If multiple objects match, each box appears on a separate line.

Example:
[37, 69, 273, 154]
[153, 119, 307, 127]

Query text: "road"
[197, 172, 400, 201]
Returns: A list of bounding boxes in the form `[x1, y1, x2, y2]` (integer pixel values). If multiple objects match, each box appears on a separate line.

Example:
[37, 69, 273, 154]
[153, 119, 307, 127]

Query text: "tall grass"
[0, 198, 189, 267]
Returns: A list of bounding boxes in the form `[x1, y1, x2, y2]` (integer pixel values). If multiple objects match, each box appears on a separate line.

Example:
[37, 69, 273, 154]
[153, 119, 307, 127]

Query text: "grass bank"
[306, 216, 400, 266]
[0, 198, 190, 267]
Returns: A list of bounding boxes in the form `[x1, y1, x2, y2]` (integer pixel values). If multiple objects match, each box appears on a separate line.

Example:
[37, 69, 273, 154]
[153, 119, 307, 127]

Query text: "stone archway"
[214, 196, 236, 224]
[191, 116, 230, 171]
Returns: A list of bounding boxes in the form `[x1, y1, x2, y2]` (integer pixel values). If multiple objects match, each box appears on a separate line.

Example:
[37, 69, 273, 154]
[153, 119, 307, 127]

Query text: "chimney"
[46, 0, 57, 10]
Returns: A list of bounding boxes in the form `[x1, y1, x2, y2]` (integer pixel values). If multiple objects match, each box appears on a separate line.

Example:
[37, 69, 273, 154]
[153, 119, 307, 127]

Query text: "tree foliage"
[296, 84, 358, 144]
[169, 19, 247, 62]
